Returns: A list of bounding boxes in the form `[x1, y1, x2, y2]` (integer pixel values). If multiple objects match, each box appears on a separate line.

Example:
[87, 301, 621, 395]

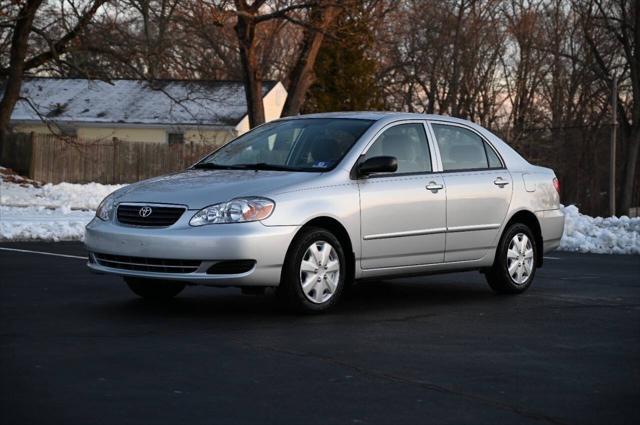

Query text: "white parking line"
[544, 256, 562, 260]
[0, 247, 87, 260]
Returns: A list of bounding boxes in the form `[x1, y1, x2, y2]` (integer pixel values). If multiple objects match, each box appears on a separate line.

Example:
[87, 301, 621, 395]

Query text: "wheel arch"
[287, 216, 356, 284]
[503, 209, 544, 267]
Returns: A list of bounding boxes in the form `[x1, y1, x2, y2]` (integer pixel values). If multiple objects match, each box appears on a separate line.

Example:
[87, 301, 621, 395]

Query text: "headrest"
[448, 143, 484, 165]
[309, 137, 340, 162]
[382, 134, 416, 160]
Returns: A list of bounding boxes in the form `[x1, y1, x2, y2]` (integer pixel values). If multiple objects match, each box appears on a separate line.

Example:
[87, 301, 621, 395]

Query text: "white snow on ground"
[0, 206, 96, 242]
[1, 167, 639, 253]
[558, 204, 640, 255]
[0, 179, 121, 210]
[1, 167, 124, 242]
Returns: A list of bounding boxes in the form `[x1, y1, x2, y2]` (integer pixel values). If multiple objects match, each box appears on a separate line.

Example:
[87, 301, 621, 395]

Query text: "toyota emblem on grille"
[138, 206, 153, 218]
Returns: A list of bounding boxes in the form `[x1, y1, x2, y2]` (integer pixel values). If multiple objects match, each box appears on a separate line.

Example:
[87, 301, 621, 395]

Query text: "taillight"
[553, 177, 560, 194]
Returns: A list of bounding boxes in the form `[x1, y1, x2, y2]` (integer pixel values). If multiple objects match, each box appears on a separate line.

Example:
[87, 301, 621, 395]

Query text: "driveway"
[1, 242, 638, 425]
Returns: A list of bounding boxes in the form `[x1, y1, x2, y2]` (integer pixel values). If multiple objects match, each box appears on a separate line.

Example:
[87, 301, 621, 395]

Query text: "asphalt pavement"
[0, 242, 639, 425]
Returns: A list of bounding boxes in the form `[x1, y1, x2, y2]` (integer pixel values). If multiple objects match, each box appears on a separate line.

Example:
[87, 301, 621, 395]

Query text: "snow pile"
[559, 205, 640, 255]
[1, 206, 96, 242]
[1, 168, 124, 241]
[1, 180, 122, 210]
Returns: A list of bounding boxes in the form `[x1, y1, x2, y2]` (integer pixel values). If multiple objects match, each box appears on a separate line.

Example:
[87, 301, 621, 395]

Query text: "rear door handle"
[493, 177, 509, 187]
[426, 182, 444, 192]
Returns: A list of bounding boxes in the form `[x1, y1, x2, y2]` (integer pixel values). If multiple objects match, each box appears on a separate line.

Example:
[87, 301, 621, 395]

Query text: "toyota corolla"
[85, 112, 564, 312]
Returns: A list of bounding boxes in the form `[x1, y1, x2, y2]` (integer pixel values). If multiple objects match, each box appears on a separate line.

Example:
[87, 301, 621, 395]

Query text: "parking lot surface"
[1, 242, 639, 425]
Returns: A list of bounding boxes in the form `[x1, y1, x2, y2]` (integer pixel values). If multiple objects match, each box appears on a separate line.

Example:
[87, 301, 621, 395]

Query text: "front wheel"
[124, 277, 186, 299]
[485, 223, 537, 294]
[277, 227, 347, 313]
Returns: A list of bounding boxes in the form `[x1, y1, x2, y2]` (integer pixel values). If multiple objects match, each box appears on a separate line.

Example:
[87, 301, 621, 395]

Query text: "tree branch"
[21, 0, 107, 71]
[253, 1, 320, 23]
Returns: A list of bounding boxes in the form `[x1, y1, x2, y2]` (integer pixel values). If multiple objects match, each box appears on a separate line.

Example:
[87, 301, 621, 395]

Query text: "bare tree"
[233, 0, 269, 126]
[0, 0, 107, 150]
[281, 3, 338, 116]
[502, 0, 548, 143]
[111, 0, 182, 79]
[579, 0, 639, 214]
[231, 0, 337, 127]
[0, 0, 42, 150]
[188, 0, 340, 127]
[380, 0, 505, 124]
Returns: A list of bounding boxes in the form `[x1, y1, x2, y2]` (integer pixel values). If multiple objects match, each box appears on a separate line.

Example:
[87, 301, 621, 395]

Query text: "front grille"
[117, 204, 185, 227]
[93, 253, 201, 274]
[207, 260, 256, 275]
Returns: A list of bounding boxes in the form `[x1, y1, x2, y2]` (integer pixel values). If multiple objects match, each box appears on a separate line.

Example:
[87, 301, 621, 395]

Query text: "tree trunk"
[0, 0, 43, 151]
[235, 6, 265, 128]
[619, 0, 640, 214]
[619, 127, 640, 214]
[281, 6, 339, 117]
[443, 0, 466, 116]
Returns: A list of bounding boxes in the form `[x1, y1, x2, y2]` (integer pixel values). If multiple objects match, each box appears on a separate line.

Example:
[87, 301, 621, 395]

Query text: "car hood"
[114, 169, 317, 209]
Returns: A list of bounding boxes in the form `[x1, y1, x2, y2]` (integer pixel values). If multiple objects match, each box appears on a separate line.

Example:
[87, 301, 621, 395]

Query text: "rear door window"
[432, 124, 501, 171]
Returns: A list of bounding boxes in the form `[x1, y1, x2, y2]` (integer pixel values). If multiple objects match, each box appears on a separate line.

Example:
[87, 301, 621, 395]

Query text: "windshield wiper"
[192, 162, 246, 170]
[194, 162, 305, 172]
[231, 163, 300, 172]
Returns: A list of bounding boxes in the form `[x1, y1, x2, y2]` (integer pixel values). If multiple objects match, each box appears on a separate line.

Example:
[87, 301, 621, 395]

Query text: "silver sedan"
[85, 112, 564, 312]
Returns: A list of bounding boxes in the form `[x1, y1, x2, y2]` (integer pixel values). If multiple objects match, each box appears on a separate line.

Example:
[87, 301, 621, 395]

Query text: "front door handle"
[426, 182, 444, 192]
[493, 177, 509, 187]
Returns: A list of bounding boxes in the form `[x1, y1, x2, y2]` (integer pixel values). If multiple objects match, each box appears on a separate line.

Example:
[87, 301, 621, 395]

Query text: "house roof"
[8, 78, 278, 128]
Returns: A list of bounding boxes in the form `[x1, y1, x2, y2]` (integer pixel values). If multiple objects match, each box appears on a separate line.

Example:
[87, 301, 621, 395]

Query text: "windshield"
[195, 118, 374, 172]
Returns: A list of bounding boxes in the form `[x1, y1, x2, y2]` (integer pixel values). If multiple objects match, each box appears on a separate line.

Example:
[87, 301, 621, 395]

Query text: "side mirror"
[357, 156, 398, 177]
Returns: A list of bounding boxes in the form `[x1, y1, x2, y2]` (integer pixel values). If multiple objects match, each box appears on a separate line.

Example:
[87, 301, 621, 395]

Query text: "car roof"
[283, 111, 400, 120]
[281, 111, 478, 125]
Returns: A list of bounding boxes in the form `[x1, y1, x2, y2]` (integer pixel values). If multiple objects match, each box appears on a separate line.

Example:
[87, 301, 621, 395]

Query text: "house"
[7, 78, 287, 144]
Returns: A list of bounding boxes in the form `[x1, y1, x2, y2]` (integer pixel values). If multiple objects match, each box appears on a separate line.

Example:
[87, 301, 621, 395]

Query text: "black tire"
[277, 227, 348, 313]
[124, 277, 186, 299]
[486, 223, 538, 294]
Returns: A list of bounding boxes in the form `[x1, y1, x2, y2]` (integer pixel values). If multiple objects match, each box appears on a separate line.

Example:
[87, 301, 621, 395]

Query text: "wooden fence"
[0, 134, 221, 184]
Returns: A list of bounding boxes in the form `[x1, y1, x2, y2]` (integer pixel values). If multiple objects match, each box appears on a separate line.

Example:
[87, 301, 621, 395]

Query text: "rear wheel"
[124, 277, 185, 299]
[277, 227, 347, 313]
[486, 223, 537, 294]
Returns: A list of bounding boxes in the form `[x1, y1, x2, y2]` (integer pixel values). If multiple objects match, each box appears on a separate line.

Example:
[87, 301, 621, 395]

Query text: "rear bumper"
[85, 217, 299, 286]
[538, 208, 564, 253]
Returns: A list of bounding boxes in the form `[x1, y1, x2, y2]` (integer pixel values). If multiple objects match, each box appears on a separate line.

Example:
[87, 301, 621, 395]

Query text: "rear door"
[428, 122, 513, 262]
[358, 121, 446, 269]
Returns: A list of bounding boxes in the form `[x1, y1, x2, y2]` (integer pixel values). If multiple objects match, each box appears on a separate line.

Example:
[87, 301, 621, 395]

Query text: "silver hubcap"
[507, 233, 534, 285]
[300, 241, 340, 304]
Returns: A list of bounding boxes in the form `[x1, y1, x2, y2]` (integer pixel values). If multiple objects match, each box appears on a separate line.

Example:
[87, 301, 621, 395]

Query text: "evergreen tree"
[303, 3, 385, 113]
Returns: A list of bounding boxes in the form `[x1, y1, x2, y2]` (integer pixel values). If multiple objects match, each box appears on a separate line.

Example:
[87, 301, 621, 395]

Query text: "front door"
[358, 122, 447, 269]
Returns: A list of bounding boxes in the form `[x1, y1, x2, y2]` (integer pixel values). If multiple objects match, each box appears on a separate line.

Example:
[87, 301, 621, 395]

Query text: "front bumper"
[85, 216, 299, 286]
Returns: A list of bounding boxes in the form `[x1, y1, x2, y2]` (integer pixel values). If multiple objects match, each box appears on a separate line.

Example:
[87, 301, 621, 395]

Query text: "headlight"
[96, 195, 115, 221]
[190, 197, 275, 226]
